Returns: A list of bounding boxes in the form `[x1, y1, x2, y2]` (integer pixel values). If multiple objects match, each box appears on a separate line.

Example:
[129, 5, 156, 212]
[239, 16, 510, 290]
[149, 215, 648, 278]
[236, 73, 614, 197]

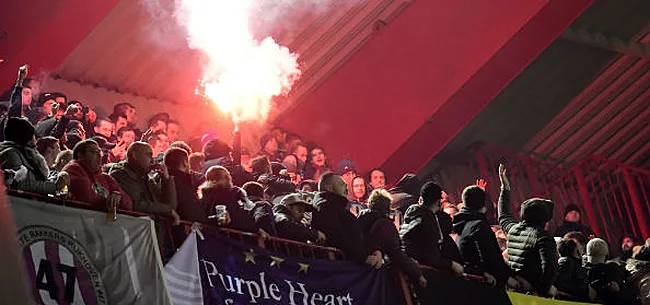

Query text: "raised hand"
[498, 164, 510, 191]
[476, 178, 487, 190]
[17, 64, 29, 85]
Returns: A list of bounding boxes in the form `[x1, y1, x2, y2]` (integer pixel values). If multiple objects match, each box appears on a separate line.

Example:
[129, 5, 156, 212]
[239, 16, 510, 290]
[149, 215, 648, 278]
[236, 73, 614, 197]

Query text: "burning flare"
[177, 0, 301, 122]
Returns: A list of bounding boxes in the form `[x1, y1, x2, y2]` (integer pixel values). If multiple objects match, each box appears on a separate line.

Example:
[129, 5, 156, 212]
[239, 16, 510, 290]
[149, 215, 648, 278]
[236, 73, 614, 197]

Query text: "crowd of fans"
[2, 66, 649, 304]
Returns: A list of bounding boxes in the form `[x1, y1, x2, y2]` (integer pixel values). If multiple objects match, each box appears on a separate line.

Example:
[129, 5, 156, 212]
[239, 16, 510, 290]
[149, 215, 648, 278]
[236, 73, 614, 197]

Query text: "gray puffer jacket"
[0, 141, 56, 195]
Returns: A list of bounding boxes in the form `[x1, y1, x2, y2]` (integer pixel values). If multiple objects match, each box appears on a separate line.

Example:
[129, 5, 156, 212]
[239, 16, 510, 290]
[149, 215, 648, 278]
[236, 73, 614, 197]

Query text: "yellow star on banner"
[243, 249, 257, 264]
[297, 263, 310, 274]
[270, 256, 285, 268]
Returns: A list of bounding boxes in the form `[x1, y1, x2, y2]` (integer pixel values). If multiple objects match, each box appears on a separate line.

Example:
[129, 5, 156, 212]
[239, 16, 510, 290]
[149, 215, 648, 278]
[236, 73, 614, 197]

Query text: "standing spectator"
[109, 113, 128, 133]
[117, 127, 136, 148]
[305, 145, 331, 181]
[358, 189, 426, 287]
[258, 133, 280, 161]
[0, 117, 68, 195]
[93, 118, 116, 142]
[400, 181, 464, 274]
[585, 238, 636, 305]
[291, 142, 308, 165]
[337, 159, 356, 200]
[243, 182, 277, 237]
[113, 102, 141, 137]
[167, 120, 181, 143]
[147, 113, 168, 133]
[146, 130, 169, 161]
[452, 185, 511, 286]
[555, 238, 595, 302]
[554, 204, 595, 238]
[164, 148, 205, 222]
[274, 193, 324, 243]
[498, 164, 557, 297]
[202, 139, 252, 186]
[351, 176, 368, 203]
[109, 142, 179, 220]
[311, 173, 382, 267]
[189, 152, 205, 173]
[626, 240, 650, 305]
[389, 173, 421, 216]
[285, 133, 302, 154]
[368, 168, 387, 190]
[35, 136, 60, 170]
[62, 140, 132, 210]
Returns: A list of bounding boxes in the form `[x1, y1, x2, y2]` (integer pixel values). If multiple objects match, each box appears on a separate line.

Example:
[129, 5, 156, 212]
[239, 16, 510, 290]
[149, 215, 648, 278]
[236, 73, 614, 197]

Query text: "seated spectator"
[258, 133, 280, 161]
[554, 204, 595, 238]
[626, 239, 650, 305]
[63, 140, 132, 210]
[167, 119, 181, 143]
[555, 238, 594, 302]
[497, 164, 557, 297]
[312, 173, 382, 267]
[358, 189, 425, 287]
[389, 173, 421, 216]
[109, 142, 179, 220]
[35, 136, 60, 170]
[585, 238, 636, 305]
[400, 181, 464, 274]
[189, 152, 205, 173]
[243, 181, 277, 237]
[164, 147, 205, 222]
[198, 166, 258, 233]
[368, 167, 387, 190]
[452, 185, 511, 287]
[273, 193, 323, 243]
[0, 117, 68, 195]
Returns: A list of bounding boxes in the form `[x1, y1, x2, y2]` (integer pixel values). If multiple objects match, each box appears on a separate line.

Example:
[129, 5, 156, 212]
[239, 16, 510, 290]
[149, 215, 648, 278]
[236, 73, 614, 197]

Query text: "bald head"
[126, 141, 153, 172]
[318, 172, 347, 197]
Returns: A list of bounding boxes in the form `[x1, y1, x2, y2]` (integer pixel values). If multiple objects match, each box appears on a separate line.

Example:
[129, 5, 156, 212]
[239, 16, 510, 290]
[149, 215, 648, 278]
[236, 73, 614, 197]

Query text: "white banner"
[10, 196, 172, 305]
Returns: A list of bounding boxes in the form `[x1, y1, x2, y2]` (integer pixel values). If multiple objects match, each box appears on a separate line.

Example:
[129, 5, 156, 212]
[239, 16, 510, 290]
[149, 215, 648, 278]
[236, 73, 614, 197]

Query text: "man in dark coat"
[453, 185, 511, 286]
[164, 147, 206, 222]
[555, 238, 594, 302]
[243, 181, 277, 237]
[311, 172, 382, 267]
[553, 204, 595, 238]
[400, 181, 464, 274]
[273, 193, 323, 243]
[498, 164, 558, 297]
[202, 139, 252, 187]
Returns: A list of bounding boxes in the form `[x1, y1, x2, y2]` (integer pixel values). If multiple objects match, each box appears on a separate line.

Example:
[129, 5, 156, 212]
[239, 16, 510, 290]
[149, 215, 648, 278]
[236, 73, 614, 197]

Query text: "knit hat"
[564, 204, 581, 217]
[337, 159, 356, 175]
[4, 117, 35, 146]
[586, 238, 609, 263]
[520, 198, 554, 226]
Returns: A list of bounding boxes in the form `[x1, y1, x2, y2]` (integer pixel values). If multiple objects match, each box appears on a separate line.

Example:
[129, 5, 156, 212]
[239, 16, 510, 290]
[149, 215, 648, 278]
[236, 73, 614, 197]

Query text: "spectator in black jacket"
[554, 204, 595, 238]
[357, 189, 426, 287]
[243, 181, 277, 237]
[311, 172, 382, 267]
[453, 185, 511, 287]
[497, 164, 558, 297]
[585, 238, 637, 305]
[555, 238, 595, 302]
[273, 193, 324, 243]
[400, 181, 464, 275]
[165, 148, 206, 222]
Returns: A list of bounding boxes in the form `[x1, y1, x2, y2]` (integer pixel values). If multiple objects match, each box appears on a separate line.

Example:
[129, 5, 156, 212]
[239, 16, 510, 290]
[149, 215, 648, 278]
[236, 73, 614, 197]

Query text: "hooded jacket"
[555, 256, 591, 302]
[358, 209, 422, 281]
[388, 174, 421, 216]
[273, 204, 318, 243]
[400, 204, 452, 270]
[498, 189, 557, 296]
[199, 183, 257, 233]
[453, 207, 510, 283]
[311, 191, 366, 262]
[627, 258, 650, 305]
[0, 141, 56, 195]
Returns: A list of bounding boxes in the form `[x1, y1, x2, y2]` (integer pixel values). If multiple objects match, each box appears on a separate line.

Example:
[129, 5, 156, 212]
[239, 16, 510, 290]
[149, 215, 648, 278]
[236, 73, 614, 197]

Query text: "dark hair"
[564, 231, 588, 248]
[462, 185, 486, 210]
[557, 238, 578, 258]
[117, 126, 135, 137]
[147, 112, 169, 128]
[251, 156, 271, 175]
[318, 172, 339, 192]
[146, 130, 167, 145]
[351, 176, 368, 200]
[242, 181, 265, 201]
[35, 136, 59, 155]
[108, 112, 127, 123]
[203, 139, 231, 161]
[72, 140, 99, 160]
[94, 117, 114, 128]
[259, 133, 276, 150]
[420, 181, 443, 207]
[113, 102, 135, 115]
[4, 117, 35, 146]
[164, 148, 189, 170]
[368, 167, 386, 179]
[169, 141, 191, 154]
[189, 152, 205, 171]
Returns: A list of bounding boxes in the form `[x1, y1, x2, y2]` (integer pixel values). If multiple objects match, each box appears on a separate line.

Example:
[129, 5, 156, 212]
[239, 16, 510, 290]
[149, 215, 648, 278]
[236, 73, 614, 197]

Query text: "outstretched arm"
[497, 164, 517, 233]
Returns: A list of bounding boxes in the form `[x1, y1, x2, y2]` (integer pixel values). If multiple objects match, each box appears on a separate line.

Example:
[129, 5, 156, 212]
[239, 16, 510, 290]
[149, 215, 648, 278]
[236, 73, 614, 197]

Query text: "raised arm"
[497, 164, 517, 233]
[8, 65, 29, 118]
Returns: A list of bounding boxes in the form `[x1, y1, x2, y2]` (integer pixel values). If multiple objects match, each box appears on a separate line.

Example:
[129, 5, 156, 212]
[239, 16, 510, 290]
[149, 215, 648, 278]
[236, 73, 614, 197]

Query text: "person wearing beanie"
[554, 203, 595, 238]
[585, 238, 637, 305]
[452, 185, 512, 289]
[497, 164, 558, 297]
[0, 117, 68, 195]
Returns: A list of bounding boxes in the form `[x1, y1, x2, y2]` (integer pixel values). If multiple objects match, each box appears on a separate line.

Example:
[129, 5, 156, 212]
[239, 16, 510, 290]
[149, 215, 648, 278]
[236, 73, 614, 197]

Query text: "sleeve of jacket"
[106, 175, 133, 211]
[1, 150, 56, 195]
[49, 115, 70, 140]
[317, 210, 366, 262]
[537, 235, 559, 295]
[497, 189, 517, 234]
[476, 221, 511, 283]
[110, 169, 172, 215]
[378, 219, 422, 281]
[410, 215, 452, 269]
[64, 164, 104, 206]
[252, 203, 277, 237]
[160, 177, 177, 210]
[8, 86, 23, 118]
